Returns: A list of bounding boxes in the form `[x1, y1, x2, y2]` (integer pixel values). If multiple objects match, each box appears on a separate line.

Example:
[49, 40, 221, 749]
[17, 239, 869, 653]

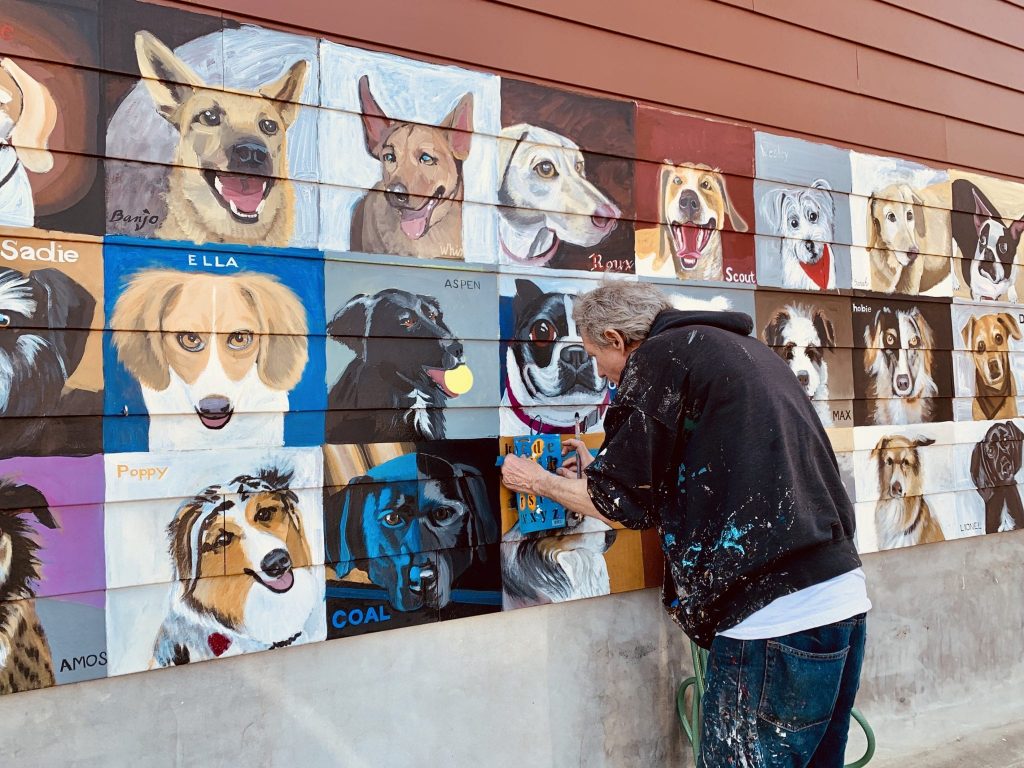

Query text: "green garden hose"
[676, 640, 876, 766]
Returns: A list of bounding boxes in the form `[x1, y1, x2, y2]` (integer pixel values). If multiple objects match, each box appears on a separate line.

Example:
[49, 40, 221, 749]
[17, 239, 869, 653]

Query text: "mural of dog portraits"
[962, 313, 1022, 420]
[952, 179, 1024, 302]
[327, 289, 472, 442]
[111, 269, 308, 450]
[762, 304, 837, 427]
[152, 468, 317, 666]
[760, 179, 836, 291]
[867, 184, 945, 295]
[0, 266, 97, 458]
[326, 453, 497, 612]
[133, 32, 308, 247]
[863, 308, 937, 425]
[971, 421, 1024, 533]
[0, 480, 58, 694]
[644, 162, 748, 281]
[0, 58, 57, 228]
[504, 279, 609, 434]
[501, 516, 617, 609]
[351, 75, 473, 259]
[870, 435, 944, 549]
[496, 124, 620, 266]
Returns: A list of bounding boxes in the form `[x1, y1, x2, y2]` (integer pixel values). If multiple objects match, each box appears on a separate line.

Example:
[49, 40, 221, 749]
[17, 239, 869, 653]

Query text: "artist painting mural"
[0, 0, 1018, 698]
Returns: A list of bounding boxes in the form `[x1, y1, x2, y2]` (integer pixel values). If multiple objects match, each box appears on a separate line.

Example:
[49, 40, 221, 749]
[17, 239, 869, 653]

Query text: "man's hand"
[557, 438, 594, 478]
[501, 453, 551, 495]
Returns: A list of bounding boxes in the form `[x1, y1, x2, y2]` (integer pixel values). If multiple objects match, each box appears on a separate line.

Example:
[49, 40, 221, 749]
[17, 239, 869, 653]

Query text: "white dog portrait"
[759, 179, 837, 291]
[762, 303, 837, 427]
[497, 124, 620, 267]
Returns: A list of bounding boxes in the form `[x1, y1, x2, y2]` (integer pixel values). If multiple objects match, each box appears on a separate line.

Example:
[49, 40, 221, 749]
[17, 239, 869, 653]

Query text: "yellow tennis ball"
[444, 365, 474, 395]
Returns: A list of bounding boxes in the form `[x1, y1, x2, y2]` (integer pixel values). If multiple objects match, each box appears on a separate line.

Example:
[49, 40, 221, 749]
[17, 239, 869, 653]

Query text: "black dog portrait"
[325, 451, 498, 613]
[971, 421, 1024, 534]
[0, 266, 100, 457]
[326, 289, 470, 443]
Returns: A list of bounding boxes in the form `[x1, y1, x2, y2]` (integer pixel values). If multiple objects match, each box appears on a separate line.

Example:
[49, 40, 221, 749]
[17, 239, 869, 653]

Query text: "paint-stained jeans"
[699, 614, 867, 768]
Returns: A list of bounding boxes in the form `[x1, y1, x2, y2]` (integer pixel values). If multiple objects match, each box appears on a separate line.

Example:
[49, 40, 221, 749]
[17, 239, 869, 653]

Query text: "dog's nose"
[561, 345, 589, 369]
[678, 189, 700, 217]
[990, 359, 1002, 377]
[197, 395, 231, 416]
[906, 246, 919, 262]
[261, 548, 292, 579]
[385, 183, 410, 206]
[796, 370, 810, 387]
[895, 374, 911, 392]
[408, 563, 436, 593]
[444, 340, 464, 358]
[891, 481, 903, 497]
[803, 239, 816, 254]
[231, 142, 269, 170]
[591, 203, 619, 231]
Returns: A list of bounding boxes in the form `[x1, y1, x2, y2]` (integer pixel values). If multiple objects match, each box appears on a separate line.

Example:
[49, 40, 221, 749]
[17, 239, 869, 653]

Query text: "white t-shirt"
[718, 568, 872, 640]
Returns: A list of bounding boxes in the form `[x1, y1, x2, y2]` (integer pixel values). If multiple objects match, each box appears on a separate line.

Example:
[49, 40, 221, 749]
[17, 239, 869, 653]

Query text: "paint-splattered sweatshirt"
[585, 309, 861, 648]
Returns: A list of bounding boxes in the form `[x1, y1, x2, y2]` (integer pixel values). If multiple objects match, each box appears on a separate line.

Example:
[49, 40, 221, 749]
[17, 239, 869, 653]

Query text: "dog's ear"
[961, 316, 976, 350]
[111, 269, 185, 391]
[454, 464, 498, 560]
[813, 309, 837, 350]
[2, 58, 56, 174]
[1010, 217, 1024, 245]
[863, 313, 881, 371]
[971, 441, 994, 500]
[441, 92, 474, 161]
[323, 488, 345, 567]
[761, 309, 790, 348]
[258, 59, 309, 127]
[972, 188, 995, 236]
[911, 188, 927, 238]
[357, 75, 394, 159]
[759, 187, 788, 235]
[914, 436, 937, 449]
[336, 477, 374, 567]
[658, 164, 677, 215]
[512, 279, 544, 323]
[998, 313, 1023, 341]
[327, 294, 373, 354]
[715, 174, 749, 233]
[241, 274, 308, 391]
[0, 482, 57, 529]
[868, 194, 883, 248]
[870, 437, 889, 464]
[912, 308, 935, 350]
[30, 268, 95, 375]
[134, 31, 205, 125]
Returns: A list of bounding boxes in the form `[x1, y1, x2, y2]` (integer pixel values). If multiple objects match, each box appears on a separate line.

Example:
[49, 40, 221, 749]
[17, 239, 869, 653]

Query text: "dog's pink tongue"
[400, 203, 433, 240]
[217, 174, 265, 214]
[264, 570, 294, 592]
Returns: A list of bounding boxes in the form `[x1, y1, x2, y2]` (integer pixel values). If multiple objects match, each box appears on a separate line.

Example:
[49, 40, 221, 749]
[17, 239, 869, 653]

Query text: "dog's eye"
[909, 335, 920, 348]
[534, 161, 558, 179]
[254, 507, 274, 523]
[259, 119, 279, 136]
[887, 211, 897, 223]
[901, 459, 909, 468]
[808, 211, 818, 223]
[382, 511, 403, 527]
[978, 341, 987, 353]
[884, 331, 897, 346]
[431, 506, 457, 523]
[399, 314, 415, 329]
[213, 531, 234, 548]
[885, 457, 893, 466]
[783, 342, 796, 360]
[195, 108, 221, 127]
[701, 179, 711, 190]
[383, 151, 397, 164]
[996, 334, 1004, 345]
[177, 332, 206, 352]
[226, 331, 254, 351]
[981, 235, 988, 247]
[530, 320, 557, 347]
[788, 217, 799, 229]
[906, 210, 914, 221]
[419, 152, 437, 166]
[672, 177, 682, 186]
[0, 312, 8, 328]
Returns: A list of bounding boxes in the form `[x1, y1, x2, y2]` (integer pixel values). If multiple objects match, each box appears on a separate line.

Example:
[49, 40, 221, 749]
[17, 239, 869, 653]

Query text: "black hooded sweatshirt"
[585, 309, 861, 648]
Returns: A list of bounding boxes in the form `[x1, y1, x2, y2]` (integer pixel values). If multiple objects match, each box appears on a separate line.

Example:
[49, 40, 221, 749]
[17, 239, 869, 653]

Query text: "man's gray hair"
[573, 281, 673, 347]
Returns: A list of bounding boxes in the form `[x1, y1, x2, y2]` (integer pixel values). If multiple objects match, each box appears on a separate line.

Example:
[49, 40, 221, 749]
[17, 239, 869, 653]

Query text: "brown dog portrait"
[133, 31, 309, 247]
[962, 313, 1022, 420]
[868, 183, 946, 294]
[648, 162, 748, 281]
[870, 434, 944, 549]
[352, 75, 473, 259]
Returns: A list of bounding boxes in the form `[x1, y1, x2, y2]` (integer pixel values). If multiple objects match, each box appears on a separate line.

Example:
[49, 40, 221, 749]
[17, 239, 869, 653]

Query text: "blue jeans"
[699, 614, 867, 768]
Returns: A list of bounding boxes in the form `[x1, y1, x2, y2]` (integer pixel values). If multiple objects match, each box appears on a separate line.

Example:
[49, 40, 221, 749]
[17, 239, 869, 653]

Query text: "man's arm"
[499, 454, 618, 527]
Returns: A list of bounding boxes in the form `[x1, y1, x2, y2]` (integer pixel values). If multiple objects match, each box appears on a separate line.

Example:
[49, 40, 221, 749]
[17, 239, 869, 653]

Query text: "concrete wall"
[3, 527, 1021, 767]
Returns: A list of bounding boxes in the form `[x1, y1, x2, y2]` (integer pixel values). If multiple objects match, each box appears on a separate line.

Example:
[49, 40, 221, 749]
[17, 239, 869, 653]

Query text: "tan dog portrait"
[643, 162, 747, 281]
[962, 312, 1022, 420]
[133, 31, 308, 247]
[352, 74, 473, 259]
[111, 269, 308, 450]
[871, 434, 944, 549]
[0, 57, 57, 227]
[868, 183, 947, 294]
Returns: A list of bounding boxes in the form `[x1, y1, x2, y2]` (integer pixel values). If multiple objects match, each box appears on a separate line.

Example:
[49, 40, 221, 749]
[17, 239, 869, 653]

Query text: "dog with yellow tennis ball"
[326, 288, 473, 442]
